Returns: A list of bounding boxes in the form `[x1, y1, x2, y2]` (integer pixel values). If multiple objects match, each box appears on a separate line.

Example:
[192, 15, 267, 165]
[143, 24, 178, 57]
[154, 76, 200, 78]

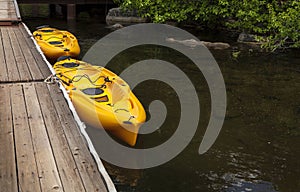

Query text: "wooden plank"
[0, 0, 19, 21]
[0, 10, 17, 20]
[0, 10, 16, 15]
[18, 24, 51, 78]
[47, 83, 108, 192]
[0, 84, 18, 191]
[1, 27, 20, 82]
[0, 28, 8, 81]
[13, 26, 44, 80]
[35, 83, 86, 192]
[0, 2, 15, 10]
[10, 83, 41, 192]
[8, 26, 32, 81]
[0, 21, 13, 26]
[23, 83, 64, 192]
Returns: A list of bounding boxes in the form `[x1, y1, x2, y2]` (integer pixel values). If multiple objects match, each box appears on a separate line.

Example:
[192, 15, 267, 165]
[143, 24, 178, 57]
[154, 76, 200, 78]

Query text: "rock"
[201, 41, 231, 50]
[106, 7, 147, 25]
[237, 32, 258, 43]
[166, 38, 200, 47]
[166, 37, 230, 49]
[105, 23, 124, 30]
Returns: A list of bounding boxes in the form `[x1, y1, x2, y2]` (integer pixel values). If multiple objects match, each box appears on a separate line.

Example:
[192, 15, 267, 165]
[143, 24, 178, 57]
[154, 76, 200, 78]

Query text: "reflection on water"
[25, 17, 300, 192]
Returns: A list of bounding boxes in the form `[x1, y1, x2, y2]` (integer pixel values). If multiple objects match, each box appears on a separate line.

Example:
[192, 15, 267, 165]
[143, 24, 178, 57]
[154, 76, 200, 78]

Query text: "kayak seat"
[82, 88, 104, 95]
[62, 62, 79, 68]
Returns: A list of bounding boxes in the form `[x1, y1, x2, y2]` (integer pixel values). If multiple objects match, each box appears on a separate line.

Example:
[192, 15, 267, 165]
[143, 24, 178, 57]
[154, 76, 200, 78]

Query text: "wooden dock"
[0, 0, 21, 25]
[0, 1, 112, 191]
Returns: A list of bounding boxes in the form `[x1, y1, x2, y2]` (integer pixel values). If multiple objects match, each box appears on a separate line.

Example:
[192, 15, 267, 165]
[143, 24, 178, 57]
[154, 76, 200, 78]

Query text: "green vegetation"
[114, 0, 300, 50]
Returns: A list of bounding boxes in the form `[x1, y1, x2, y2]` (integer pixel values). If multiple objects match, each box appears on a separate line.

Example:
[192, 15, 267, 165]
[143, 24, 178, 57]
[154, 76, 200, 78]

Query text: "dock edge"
[22, 22, 117, 192]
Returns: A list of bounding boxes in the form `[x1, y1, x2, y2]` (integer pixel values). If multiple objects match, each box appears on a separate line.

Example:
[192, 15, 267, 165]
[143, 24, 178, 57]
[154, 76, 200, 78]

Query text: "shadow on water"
[24, 17, 300, 192]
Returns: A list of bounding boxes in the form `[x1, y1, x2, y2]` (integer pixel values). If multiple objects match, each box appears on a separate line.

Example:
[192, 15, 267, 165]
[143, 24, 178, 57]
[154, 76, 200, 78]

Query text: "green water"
[25, 17, 300, 192]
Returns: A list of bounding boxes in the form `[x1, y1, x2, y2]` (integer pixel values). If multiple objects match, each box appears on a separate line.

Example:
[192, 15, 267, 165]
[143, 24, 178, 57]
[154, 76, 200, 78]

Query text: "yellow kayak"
[33, 27, 80, 61]
[53, 57, 146, 146]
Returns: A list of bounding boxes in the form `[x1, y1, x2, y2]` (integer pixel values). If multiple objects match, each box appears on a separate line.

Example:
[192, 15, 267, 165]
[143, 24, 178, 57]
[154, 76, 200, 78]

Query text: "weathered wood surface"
[0, 0, 21, 23]
[0, 25, 51, 83]
[0, 23, 109, 191]
[47, 83, 108, 192]
[10, 84, 41, 192]
[0, 83, 109, 192]
[0, 85, 18, 192]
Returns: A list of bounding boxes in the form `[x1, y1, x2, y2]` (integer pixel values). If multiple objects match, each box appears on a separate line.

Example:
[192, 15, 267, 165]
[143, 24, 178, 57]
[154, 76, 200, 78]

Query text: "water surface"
[25, 17, 300, 192]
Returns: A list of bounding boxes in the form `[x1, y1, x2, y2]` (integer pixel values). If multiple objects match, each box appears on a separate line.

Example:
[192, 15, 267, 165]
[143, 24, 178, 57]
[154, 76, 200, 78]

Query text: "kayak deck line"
[0, 22, 115, 191]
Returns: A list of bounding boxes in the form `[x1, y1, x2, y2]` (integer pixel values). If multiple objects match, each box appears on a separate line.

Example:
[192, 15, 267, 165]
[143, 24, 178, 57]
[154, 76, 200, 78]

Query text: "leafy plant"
[114, 0, 300, 50]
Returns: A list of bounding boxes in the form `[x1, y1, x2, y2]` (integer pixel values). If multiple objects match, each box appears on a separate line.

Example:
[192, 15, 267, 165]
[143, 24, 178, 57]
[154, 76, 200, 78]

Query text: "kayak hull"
[33, 27, 80, 61]
[53, 58, 146, 146]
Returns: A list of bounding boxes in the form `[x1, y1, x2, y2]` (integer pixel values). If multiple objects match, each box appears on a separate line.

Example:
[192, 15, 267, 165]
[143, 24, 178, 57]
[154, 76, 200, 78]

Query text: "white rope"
[22, 22, 117, 192]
